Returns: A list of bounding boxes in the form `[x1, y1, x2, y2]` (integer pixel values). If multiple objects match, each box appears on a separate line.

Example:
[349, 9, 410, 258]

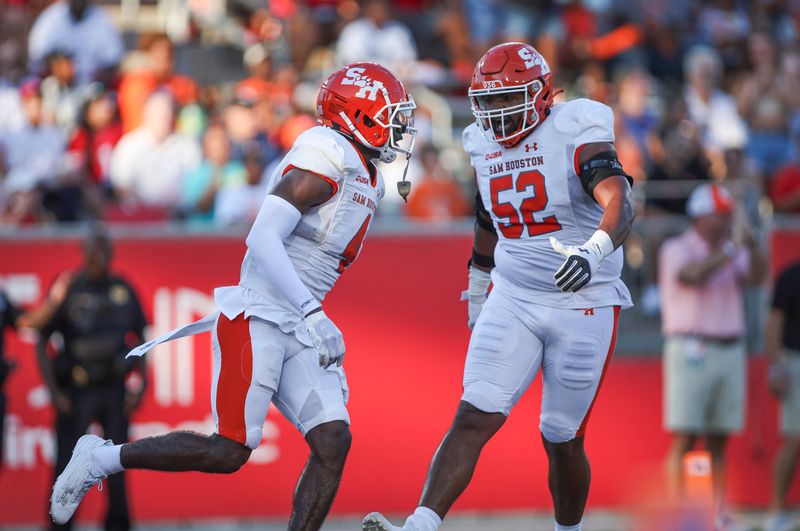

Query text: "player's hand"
[460, 266, 492, 329]
[52, 390, 72, 416]
[304, 310, 346, 368]
[768, 361, 790, 398]
[550, 237, 603, 292]
[123, 389, 144, 416]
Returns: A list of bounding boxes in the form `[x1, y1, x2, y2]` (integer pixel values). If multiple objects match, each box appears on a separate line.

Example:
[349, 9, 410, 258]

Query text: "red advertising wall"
[0, 232, 793, 525]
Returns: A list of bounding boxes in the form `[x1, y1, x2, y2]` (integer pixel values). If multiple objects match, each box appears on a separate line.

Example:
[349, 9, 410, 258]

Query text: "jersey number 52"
[490, 170, 561, 239]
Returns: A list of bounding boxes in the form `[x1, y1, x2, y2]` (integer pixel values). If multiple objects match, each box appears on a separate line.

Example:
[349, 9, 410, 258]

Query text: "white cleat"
[363, 512, 404, 531]
[50, 434, 111, 524]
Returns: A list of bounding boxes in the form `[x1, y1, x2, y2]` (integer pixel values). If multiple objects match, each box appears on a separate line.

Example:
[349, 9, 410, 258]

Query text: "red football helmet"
[317, 62, 416, 163]
[469, 42, 555, 147]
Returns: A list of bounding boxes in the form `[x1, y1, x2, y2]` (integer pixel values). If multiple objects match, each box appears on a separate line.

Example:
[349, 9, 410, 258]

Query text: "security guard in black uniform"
[36, 226, 147, 531]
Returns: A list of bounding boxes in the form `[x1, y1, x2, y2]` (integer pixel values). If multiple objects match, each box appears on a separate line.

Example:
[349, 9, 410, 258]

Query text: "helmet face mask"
[470, 79, 543, 144]
[316, 63, 417, 163]
[468, 43, 554, 148]
[371, 98, 416, 163]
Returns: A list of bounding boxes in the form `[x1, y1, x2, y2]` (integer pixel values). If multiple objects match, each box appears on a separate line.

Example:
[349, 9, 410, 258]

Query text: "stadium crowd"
[0, 0, 799, 226]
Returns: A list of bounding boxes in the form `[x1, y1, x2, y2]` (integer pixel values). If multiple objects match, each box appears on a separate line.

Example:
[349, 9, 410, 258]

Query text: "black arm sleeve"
[578, 151, 634, 200]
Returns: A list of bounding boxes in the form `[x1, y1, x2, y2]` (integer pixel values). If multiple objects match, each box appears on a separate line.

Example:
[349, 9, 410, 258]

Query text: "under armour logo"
[524, 143, 538, 153]
[583, 308, 594, 316]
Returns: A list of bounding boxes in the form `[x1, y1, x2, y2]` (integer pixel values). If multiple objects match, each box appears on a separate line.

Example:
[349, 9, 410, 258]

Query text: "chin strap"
[339, 110, 397, 165]
[396, 152, 412, 202]
[338, 110, 412, 200]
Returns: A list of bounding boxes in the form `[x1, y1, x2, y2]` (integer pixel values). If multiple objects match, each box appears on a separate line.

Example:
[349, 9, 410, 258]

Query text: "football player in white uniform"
[50, 63, 416, 531]
[364, 43, 633, 531]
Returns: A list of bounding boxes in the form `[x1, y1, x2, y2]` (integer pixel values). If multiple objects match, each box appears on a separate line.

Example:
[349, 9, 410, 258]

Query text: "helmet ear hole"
[363, 115, 376, 128]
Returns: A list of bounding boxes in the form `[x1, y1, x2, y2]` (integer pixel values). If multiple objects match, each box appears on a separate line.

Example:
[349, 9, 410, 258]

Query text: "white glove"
[460, 266, 492, 329]
[550, 230, 614, 293]
[304, 310, 346, 368]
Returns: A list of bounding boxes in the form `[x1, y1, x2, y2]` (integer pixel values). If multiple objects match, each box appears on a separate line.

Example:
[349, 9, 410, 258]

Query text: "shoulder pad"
[553, 99, 615, 146]
[462, 123, 485, 160]
[292, 127, 346, 168]
[286, 127, 346, 181]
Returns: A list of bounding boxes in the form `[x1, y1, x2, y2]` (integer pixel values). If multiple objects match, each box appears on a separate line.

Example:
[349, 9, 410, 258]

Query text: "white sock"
[92, 444, 124, 476]
[404, 506, 442, 531]
[555, 521, 582, 531]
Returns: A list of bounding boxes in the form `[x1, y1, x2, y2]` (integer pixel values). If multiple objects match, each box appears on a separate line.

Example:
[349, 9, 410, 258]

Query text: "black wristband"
[470, 249, 495, 269]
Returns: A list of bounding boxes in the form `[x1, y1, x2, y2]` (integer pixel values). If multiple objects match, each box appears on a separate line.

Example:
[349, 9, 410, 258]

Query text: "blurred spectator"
[180, 123, 246, 222]
[224, 97, 281, 165]
[559, 0, 598, 70]
[643, 22, 684, 87]
[109, 91, 201, 207]
[406, 145, 469, 221]
[215, 141, 269, 226]
[236, 44, 274, 103]
[659, 184, 765, 525]
[28, 0, 123, 86]
[615, 68, 658, 179]
[734, 33, 785, 124]
[40, 52, 86, 135]
[683, 46, 748, 169]
[0, 83, 25, 136]
[0, 79, 66, 223]
[696, 0, 750, 70]
[779, 49, 800, 113]
[770, 117, 800, 213]
[647, 107, 712, 215]
[236, 44, 295, 103]
[764, 260, 800, 531]
[746, 96, 791, 181]
[0, 0, 30, 82]
[118, 32, 199, 134]
[336, 0, 417, 73]
[64, 87, 122, 201]
[36, 226, 146, 531]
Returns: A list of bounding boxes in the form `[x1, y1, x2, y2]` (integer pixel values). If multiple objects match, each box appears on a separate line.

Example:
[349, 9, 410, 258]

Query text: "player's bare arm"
[271, 168, 336, 214]
[583, 142, 635, 247]
[551, 141, 634, 292]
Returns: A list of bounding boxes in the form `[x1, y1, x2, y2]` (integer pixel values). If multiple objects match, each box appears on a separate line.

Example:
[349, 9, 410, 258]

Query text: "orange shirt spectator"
[406, 178, 470, 221]
[406, 147, 470, 221]
[118, 33, 197, 132]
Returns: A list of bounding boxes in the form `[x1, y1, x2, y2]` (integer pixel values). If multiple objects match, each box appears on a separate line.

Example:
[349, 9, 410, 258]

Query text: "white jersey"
[215, 126, 384, 344]
[464, 98, 632, 309]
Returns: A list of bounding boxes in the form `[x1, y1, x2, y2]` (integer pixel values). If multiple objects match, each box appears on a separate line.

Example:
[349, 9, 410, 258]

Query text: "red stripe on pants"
[215, 314, 253, 445]
[576, 305, 620, 437]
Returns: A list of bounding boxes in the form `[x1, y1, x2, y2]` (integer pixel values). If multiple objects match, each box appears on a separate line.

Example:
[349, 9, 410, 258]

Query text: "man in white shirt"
[109, 91, 201, 207]
[28, 0, 124, 86]
[336, 0, 417, 73]
[0, 80, 65, 201]
[683, 46, 749, 154]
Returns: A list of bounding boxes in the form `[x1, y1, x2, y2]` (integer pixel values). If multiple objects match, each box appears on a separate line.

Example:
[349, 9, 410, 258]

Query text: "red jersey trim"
[576, 305, 621, 437]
